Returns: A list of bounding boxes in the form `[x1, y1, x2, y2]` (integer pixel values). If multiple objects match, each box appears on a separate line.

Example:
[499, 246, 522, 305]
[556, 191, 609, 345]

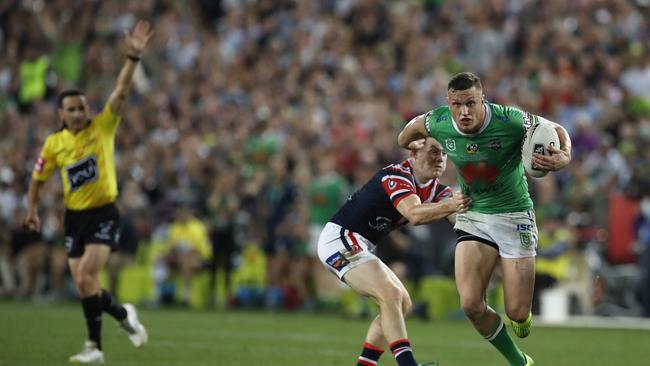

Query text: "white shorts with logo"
[454, 209, 538, 259]
[317, 222, 379, 280]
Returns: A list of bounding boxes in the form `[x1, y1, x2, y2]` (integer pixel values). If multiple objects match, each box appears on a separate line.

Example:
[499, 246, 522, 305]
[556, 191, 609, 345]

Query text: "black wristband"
[127, 54, 141, 62]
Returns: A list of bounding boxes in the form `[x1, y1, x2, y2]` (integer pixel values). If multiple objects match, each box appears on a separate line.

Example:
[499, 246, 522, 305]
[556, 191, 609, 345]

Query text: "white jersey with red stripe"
[330, 159, 452, 245]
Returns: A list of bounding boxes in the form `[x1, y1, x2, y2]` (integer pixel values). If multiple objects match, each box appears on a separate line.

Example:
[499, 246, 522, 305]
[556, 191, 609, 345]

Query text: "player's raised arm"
[107, 20, 154, 115]
[398, 114, 430, 149]
[532, 117, 572, 172]
[396, 191, 471, 225]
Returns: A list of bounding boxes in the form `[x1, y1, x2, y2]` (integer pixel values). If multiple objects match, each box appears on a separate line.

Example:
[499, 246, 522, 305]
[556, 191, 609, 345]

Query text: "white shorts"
[454, 210, 538, 259]
[317, 222, 379, 280]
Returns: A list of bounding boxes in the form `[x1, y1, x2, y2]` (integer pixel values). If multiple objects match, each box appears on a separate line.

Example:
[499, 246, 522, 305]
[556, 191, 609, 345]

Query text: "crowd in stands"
[1, 0, 649, 317]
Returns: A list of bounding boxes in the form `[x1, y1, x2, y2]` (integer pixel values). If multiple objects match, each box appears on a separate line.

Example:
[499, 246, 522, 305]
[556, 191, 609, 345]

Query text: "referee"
[25, 20, 153, 364]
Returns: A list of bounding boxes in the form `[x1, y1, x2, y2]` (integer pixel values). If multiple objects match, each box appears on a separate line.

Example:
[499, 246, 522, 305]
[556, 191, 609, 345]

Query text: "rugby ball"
[522, 120, 559, 178]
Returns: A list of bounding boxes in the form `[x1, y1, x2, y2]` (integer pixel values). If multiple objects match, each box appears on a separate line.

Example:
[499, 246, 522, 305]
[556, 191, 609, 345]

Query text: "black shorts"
[455, 229, 498, 251]
[64, 203, 120, 258]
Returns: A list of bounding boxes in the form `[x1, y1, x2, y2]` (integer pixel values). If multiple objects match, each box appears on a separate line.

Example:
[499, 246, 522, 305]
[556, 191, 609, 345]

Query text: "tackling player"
[24, 20, 153, 364]
[318, 138, 471, 366]
[398, 72, 572, 366]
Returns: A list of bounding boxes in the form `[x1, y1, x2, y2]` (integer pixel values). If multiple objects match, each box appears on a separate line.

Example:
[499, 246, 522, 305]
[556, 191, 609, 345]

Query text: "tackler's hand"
[407, 138, 426, 151]
[452, 191, 472, 213]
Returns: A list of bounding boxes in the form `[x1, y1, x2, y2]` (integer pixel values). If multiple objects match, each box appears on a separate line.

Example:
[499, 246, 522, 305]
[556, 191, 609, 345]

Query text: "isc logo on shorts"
[516, 224, 533, 232]
[325, 252, 349, 272]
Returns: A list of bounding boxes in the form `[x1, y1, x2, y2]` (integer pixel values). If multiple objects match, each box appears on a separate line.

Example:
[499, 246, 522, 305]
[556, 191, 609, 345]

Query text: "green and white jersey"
[424, 102, 536, 214]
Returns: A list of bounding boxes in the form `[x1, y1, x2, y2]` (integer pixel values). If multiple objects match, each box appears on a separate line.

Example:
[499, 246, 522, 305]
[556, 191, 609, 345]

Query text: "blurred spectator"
[635, 195, 650, 317]
[18, 45, 52, 112]
[532, 213, 574, 315]
[259, 154, 301, 308]
[40, 206, 67, 300]
[306, 151, 350, 304]
[206, 173, 240, 307]
[9, 213, 47, 299]
[232, 244, 267, 309]
[0, 218, 15, 298]
[157, 205, 211, 305]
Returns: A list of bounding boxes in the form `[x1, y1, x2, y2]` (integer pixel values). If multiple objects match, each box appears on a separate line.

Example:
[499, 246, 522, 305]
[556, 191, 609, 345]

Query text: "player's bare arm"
[107, 20, 154, 114]
[532, 119, 572, 172]
[396, 191, 471, 225]
[398, 114, 429, 149]
[24, 179, 45, 231]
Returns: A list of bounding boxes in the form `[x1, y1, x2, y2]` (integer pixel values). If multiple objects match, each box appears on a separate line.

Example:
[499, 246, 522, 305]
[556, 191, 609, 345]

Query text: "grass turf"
[0, 301, 648, 365]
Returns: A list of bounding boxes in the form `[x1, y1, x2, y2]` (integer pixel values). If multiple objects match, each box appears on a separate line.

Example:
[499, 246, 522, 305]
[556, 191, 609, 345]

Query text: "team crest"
[466, 143, 479, 154]
[519, 232, 532, 248]
[445, 139, 456, 151]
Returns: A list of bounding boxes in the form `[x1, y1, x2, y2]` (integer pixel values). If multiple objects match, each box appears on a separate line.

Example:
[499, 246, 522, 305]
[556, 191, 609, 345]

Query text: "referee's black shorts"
[64, 203, 120, 258]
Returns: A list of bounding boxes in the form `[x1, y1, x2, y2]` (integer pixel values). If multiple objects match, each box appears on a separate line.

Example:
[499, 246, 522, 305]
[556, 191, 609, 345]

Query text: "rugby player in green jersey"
[398, 72, 572, 366]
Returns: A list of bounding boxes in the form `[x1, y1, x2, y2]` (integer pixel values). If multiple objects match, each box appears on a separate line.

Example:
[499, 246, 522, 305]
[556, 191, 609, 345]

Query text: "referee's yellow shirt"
[32, 103, 121, 210]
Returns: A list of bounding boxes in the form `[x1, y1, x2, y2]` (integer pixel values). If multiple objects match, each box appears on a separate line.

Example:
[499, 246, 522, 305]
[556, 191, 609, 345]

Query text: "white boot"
[120, 303, 148, 347]
[69, 340, 105, 364]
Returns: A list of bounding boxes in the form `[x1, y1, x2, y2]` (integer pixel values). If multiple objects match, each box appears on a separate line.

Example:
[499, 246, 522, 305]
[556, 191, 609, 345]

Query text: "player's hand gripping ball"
[521, 121, 560, 178]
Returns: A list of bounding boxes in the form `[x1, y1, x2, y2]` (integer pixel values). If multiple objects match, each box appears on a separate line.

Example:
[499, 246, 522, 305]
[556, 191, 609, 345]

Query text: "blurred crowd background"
[1, 0, 650, 319]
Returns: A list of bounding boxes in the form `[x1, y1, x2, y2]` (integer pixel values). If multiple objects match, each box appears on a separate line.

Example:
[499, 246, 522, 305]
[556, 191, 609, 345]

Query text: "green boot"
[510, 312, 533, 338]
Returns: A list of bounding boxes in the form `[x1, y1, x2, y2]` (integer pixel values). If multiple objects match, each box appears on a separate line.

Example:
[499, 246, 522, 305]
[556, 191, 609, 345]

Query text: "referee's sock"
[389, 338, 418, 366]
[357, 342, 384, 366]
[101, 289, 127, 321]
[81, 294, 103, 350]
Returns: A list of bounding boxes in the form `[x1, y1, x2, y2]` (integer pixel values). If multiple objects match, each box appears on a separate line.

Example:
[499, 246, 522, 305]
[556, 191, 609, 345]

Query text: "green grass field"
[0, 301, 648, 366]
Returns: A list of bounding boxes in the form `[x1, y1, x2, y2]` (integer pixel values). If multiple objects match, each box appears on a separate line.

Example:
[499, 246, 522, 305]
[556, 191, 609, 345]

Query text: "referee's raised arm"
[107, 20, 154, 115]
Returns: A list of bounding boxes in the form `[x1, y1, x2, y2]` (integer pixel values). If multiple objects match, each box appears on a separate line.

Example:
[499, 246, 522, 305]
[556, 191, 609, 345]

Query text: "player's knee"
[506, 306, 530, 323]
[460, 298, 487, 320]
[377, 283, 405, 308]
[401, 291, 413, 314]
[74, 271, 99, 296]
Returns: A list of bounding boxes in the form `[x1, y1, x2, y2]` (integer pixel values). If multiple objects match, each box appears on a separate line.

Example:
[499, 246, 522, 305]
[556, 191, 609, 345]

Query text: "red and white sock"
[357, 342, 384, 366]
[390, 338, 418, 366]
